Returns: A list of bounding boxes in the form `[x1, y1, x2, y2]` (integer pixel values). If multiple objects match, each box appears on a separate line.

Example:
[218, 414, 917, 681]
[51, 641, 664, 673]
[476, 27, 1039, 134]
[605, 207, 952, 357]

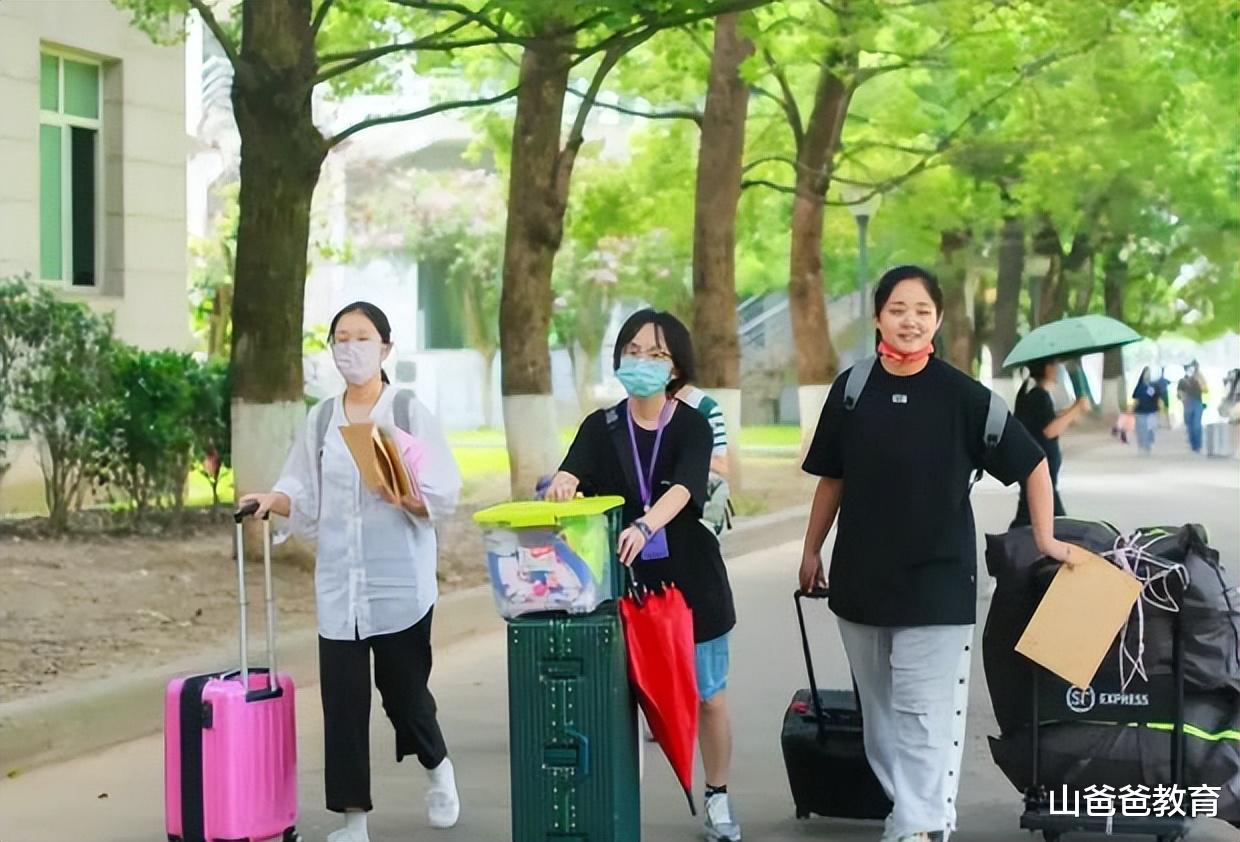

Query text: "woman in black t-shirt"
[799, 266, 1076, 842]
[546, 310, 741, 842]
[1010, 358, 1089, 527]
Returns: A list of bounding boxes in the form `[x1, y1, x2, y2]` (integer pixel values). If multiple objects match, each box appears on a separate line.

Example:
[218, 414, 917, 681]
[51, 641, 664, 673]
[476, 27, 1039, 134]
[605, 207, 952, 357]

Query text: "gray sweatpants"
[837, 618, 974, 839]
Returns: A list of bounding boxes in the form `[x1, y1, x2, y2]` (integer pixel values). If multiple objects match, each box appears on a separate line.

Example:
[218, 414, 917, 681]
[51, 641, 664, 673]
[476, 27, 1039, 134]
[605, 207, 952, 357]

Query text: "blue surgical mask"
[615, 356, 673, 398]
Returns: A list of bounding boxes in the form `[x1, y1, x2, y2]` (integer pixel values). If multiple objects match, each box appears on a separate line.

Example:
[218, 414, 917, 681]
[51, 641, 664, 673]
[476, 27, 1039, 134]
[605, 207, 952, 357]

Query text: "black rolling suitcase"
[781, 588, 892, 821]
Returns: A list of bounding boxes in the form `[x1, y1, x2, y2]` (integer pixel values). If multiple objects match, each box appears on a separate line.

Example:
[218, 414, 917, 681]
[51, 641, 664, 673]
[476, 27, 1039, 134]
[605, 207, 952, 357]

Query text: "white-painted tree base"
[232, 400, 307, 498]
[503, 394, 561, 500]
[797, 383, 832, 455]
[1102, 377, 1125, 415]
[704, 387, 742, 489]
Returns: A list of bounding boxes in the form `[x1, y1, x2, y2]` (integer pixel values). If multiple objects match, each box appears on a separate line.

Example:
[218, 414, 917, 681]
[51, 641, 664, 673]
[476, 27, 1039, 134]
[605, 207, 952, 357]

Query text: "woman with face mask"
[798, 266, 1074, 842]
[239, 302, 463, 842]
[545, 310, 742, 842]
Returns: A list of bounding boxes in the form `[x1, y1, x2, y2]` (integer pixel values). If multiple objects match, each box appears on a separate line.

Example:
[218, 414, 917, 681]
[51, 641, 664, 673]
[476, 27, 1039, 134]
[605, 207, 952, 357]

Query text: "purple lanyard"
[626, 400, 672, 508]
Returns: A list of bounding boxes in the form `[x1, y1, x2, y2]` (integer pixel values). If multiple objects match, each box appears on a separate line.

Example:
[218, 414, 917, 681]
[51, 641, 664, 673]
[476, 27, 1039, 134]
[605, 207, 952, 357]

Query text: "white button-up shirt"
[273, 388, 461, 641]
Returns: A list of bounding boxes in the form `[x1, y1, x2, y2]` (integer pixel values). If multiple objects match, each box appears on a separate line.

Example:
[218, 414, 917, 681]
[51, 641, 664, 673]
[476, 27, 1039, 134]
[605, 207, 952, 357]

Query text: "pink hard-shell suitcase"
[165, 504, 299, 842]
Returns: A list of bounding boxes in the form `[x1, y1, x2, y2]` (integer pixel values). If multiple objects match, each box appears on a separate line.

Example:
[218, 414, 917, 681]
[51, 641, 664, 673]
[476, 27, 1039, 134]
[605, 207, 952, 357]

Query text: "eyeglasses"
[625, 346, 672, 362]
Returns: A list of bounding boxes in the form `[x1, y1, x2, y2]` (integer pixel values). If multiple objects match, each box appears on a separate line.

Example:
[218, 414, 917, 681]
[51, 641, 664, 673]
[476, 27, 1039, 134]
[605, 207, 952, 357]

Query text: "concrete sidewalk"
[1, 440, 1236, 841]
[0, 505, 808, 776]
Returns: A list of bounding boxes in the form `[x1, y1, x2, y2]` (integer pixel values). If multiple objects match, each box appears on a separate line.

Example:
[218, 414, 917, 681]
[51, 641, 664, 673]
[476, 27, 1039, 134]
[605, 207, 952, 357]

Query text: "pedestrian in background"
[1010, 358, 1090, 527]
[1178, 360, 1208, 453]
[1132, 366, 1162, 455]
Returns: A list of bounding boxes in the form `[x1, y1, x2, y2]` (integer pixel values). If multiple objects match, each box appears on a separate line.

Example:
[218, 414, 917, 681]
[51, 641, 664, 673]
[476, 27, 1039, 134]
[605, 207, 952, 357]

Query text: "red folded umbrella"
[619, 583, 698, 815]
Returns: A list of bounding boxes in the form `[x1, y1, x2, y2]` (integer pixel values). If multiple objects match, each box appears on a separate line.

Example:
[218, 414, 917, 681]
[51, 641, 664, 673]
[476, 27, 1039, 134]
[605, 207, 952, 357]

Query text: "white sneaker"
[426, 757, 460, 828]
[881, 814, 896, 842]
[704, 792, 741, 842]
[326, 823, 369, 842]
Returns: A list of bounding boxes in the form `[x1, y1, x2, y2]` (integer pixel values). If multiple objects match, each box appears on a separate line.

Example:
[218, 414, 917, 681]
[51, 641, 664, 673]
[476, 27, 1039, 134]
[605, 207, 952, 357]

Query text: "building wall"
[0, 0, 188, 350]
[0, 1, 188, 515]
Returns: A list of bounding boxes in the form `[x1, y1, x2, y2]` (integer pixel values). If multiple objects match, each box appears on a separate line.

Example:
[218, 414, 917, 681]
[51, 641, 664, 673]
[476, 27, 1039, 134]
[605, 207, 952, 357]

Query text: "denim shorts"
[695, 632, 731, 701]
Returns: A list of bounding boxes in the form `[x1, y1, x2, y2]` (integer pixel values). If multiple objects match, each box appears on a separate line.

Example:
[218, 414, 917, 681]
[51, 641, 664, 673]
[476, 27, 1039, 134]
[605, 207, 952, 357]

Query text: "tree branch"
[311, 0, 338, 37]
[565, 87, 703, 125]
[762, 49, 804, 150]
[740, 178, 803, 197]
[326, 85, 520, 148]
[315, 28, 512, 84]
[741, 155, 800, 174]
[566, 45, 630, 150]
[573, 0, 771, 60]
[829, 40, 1102, 205]
[188, 0, 239, 68]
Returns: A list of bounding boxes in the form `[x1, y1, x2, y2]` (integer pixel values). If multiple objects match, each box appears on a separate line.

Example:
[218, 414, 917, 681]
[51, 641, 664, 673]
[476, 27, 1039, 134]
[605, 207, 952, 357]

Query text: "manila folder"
[1014, 546, 1142, 689]
[339, 422, 395, 496]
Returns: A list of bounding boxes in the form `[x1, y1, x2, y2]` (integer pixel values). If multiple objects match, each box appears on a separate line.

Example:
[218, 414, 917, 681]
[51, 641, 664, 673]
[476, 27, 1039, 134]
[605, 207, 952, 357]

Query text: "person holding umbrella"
[1010, 358, 1090, 527]
[545, 309, 741, 842]
[799, 265, 1075, 842]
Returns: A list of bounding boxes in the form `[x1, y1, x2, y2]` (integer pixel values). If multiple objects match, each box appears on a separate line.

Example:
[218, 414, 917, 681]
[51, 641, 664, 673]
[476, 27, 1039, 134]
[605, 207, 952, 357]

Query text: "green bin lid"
[472, 496, 625, 528]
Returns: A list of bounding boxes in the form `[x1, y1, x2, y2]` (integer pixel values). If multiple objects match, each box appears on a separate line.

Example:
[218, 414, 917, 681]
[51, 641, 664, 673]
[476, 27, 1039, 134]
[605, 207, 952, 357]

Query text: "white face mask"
[332, 339, 383, 385]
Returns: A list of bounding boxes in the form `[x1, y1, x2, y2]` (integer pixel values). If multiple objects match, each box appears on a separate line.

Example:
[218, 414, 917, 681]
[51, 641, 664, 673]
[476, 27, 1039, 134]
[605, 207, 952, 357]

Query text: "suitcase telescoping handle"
[794, 588, 861, 741]
[234, 501, 278, 695]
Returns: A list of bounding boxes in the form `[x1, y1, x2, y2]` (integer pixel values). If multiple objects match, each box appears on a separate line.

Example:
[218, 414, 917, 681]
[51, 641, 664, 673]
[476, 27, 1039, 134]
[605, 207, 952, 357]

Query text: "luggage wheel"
[795, 809, 810, 820]
[282, 829, 302, 842]
[1041, 833, 1061, 842]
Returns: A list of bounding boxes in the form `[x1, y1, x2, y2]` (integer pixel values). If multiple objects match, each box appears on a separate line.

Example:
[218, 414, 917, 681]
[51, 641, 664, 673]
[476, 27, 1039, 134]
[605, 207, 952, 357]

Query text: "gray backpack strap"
[314, 398, 336, 457]
[970, 390, 1009, 491]
[843, 356, 877, 411]
[392, 388, 416, 435]
[983, 390, 1008, 452]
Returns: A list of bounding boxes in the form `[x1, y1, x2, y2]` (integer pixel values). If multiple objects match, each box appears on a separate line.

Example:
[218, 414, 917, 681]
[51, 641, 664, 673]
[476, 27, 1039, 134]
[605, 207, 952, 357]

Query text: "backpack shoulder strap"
[392, 388, 416, 435]
[843, 356, 876, 411]
[314, 397, 336, 457]
[983, 390, 1008, 452]
[970, 390, 1009, 492]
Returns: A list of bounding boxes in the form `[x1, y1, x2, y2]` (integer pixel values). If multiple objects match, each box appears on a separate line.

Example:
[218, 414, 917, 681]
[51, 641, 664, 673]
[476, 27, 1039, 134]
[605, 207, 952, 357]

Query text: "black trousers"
[319, 608, 448, 812]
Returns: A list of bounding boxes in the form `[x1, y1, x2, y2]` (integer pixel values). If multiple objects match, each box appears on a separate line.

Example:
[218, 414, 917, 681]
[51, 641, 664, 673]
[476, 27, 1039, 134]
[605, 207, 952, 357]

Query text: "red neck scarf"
[877, 339, 933, 364]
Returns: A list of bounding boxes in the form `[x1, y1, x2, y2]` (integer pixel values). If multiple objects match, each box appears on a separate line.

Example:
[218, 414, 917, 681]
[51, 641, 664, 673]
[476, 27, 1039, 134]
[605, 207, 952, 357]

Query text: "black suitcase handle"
[794, 588, 861, 742]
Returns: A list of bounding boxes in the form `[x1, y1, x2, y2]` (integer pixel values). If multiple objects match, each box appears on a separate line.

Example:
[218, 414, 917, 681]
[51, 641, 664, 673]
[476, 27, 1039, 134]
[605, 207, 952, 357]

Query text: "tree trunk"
[789, 58, 853, 446]
[1065, 234, 1095, 316]
[1102, 244, 1128, 412]
[500, 38, 573, 497]
[990, 215, 1023, 377]
[692, 13, 752, 488]
[228, 0, 326, 507]
[480, 349, 497, 428]
[938, 230, 973, 373]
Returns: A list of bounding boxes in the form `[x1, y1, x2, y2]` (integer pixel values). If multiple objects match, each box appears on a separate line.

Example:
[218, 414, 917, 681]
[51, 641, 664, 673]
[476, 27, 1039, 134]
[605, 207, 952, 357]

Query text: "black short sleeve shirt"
[802, 358, 1045, 626]
[559, 399, 736, 642]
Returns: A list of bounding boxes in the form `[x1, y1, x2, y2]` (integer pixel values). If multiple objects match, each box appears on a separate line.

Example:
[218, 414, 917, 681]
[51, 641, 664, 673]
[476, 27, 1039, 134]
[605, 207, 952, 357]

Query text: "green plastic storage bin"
[474, 497, 626, 618]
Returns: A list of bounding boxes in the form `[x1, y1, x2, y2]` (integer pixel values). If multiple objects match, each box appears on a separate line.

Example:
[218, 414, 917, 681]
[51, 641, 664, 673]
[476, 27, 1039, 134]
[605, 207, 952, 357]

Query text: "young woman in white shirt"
[240, 302, 463, 842]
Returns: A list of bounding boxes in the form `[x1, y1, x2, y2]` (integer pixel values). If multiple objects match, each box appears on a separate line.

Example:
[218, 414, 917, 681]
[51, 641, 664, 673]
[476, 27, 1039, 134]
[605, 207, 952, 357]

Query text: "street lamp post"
[842, 184, 882, 362]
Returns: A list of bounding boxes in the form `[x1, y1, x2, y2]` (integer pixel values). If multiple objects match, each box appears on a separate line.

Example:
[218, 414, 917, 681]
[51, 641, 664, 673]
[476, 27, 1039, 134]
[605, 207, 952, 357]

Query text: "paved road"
[2, 442, 1236, 842]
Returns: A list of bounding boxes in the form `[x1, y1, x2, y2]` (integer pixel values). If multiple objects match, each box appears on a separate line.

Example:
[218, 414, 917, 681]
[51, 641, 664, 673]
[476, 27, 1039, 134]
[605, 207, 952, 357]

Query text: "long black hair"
[1018, 358, 1054, 400]
[872, 264, 944, 348]
[613, 309, 696, 396]
[330, 301, 392, 384]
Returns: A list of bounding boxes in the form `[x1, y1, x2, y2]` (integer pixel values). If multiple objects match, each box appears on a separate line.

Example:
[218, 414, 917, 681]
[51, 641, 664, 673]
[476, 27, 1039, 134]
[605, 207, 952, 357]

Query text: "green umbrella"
[1003, 315, 1143, 369]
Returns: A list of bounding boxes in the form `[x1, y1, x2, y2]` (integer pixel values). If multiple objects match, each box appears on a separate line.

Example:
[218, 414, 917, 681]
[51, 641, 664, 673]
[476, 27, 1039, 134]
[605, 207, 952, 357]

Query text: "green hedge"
[0, 278, 230, 530]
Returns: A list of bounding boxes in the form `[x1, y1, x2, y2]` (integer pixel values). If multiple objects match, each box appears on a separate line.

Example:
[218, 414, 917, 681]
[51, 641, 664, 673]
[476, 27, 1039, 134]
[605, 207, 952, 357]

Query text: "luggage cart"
[1019, 578, 1190, 842]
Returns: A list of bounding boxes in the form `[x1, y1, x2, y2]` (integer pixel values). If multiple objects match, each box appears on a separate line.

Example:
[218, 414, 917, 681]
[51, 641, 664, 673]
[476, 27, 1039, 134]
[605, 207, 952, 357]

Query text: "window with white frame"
[39, 50, 102, 287]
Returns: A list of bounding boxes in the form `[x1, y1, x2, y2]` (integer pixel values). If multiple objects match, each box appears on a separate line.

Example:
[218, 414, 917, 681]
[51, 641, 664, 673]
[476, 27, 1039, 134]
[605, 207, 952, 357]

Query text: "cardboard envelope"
[1015, 546, 1143, 689]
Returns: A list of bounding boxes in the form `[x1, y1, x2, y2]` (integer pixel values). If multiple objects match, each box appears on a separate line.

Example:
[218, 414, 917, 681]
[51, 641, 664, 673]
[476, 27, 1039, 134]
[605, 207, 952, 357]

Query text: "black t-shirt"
[802, 358, 1045, 627]
[1015, 385, 1061, 480]
[559, 399, 736, 643]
